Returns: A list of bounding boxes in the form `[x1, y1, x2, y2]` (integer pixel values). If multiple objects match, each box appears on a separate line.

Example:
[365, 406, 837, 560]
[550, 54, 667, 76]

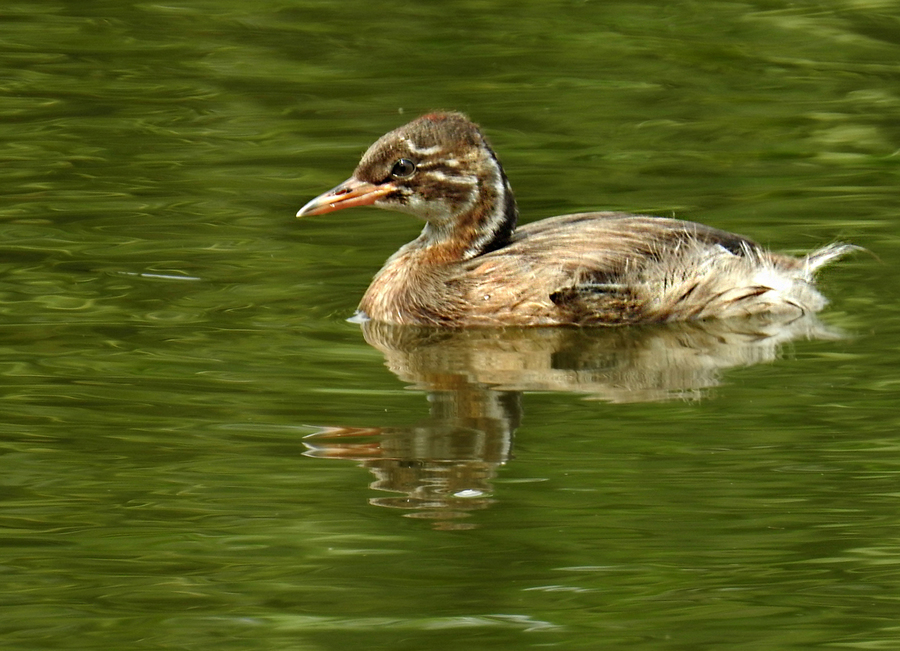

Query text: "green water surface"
[1, 1, 899, 649]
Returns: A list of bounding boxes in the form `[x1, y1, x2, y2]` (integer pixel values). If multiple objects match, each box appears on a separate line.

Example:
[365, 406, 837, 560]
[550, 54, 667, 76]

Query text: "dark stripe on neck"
[478, 169, 517, 254]
[469, 145, 519, 257]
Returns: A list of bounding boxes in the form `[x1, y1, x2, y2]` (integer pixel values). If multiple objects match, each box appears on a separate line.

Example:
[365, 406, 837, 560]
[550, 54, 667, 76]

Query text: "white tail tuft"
[805, 243, 861, 274]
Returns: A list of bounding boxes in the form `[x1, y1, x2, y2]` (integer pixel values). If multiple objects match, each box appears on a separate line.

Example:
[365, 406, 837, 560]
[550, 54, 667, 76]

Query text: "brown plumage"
[297, 112, 854, 326]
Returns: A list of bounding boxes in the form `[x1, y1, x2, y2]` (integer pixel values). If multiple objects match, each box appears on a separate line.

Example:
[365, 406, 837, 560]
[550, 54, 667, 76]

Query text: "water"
[1, 1, 899, 649]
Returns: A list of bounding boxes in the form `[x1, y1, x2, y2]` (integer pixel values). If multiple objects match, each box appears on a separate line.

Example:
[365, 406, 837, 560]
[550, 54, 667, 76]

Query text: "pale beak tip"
[296, 199, 321, 218]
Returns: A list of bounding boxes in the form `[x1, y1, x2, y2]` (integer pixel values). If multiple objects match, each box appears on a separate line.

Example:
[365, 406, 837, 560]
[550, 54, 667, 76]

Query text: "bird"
[296, 112, 855, 327]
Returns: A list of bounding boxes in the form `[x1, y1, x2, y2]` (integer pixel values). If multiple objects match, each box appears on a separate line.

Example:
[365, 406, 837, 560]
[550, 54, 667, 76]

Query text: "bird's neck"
[416, 159, 518, 263]
[359, 152, 519, 324]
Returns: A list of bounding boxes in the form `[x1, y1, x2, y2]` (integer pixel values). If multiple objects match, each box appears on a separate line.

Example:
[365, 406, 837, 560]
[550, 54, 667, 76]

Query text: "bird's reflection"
[303, 314, 841, 528]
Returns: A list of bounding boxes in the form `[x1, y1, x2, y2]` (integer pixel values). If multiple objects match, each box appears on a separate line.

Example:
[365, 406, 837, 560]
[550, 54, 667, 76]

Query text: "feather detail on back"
[456, 214, 856, 326]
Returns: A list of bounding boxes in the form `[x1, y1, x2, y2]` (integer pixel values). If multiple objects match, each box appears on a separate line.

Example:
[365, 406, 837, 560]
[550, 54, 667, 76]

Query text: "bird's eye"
[390, 158, 417, 179]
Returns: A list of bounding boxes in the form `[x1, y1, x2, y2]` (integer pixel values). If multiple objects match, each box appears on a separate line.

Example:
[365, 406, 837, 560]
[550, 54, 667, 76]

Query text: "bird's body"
[297, 112, 853, 327]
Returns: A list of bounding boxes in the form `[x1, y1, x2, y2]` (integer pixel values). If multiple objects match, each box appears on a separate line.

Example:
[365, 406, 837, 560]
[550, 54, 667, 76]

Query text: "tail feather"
[646, 240, 859, 322]
[805, 242, 861, 273]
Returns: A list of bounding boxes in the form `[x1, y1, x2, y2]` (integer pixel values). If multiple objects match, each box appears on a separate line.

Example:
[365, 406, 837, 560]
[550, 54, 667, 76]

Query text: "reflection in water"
[304, 315, 841, 528]
[304, 389, 518, 530]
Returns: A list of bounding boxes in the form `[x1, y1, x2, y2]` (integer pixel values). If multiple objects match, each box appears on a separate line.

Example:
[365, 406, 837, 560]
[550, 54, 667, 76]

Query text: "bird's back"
[459, 212, 853, 326]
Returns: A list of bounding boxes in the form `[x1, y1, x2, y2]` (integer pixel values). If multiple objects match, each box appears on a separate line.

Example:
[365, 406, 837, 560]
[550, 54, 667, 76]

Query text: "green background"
[1, 1, 897, 649]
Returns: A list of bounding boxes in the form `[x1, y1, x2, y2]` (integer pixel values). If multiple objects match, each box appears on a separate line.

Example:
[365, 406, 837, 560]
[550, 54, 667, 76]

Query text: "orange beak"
[296, 177, 396, 217]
